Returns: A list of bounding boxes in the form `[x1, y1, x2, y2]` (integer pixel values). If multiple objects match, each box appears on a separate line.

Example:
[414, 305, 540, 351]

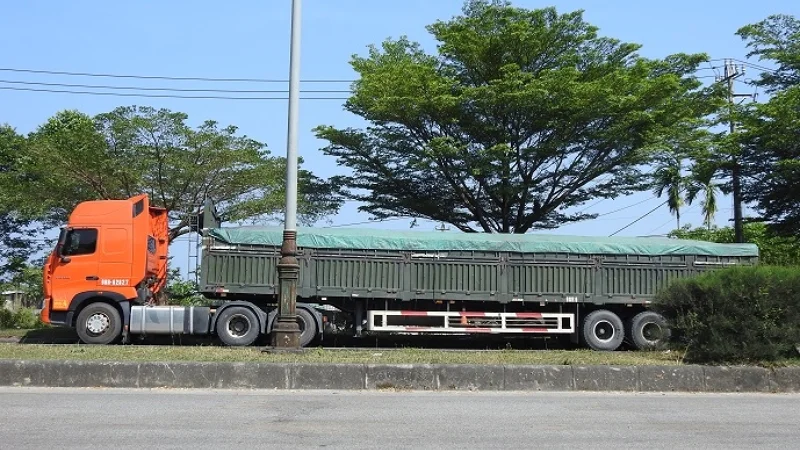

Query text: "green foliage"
[0, 308, 45, 330]
[21, 106, 342, 242]
[654, 266, 800, 364]
[736, 14, 800, 93]
[0, 125, 48, 281]
[315, 1, 721, 233]
[736, 15, 800, 236]
[163, 268, 211, 307]
[670, 222, 800, 266]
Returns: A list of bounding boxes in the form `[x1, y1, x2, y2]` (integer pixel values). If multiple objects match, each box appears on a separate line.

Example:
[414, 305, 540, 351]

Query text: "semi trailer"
[41, 195, 759, 351]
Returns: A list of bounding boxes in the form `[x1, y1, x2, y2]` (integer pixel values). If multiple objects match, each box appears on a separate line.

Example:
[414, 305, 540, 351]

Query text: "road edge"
[1, 359, 799, 392]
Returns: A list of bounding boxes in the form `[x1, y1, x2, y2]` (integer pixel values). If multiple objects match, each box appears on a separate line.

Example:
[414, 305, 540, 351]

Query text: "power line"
[608, 200, 667, 237]
[0, 79, 351, 94]
[595, 195, 658, 218]
[0, 67, 354, 83]
[729, 58, 777, 74]
[0, 86, 349, 100]
[323, 217, 409, 228]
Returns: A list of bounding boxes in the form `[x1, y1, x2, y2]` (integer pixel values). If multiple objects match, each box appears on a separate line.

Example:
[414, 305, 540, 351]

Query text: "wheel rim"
[641, 322, 663, 343]
[227, 314, 252, 338]
[86, 313, 110, 335]
[593, 320, 616, 343]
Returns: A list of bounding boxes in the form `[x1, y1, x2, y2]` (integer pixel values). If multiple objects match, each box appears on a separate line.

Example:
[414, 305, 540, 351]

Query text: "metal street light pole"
[272, 0, 302, 349]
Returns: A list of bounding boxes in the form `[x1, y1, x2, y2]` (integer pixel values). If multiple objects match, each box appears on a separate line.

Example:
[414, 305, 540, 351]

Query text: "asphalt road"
[1, 388, 798, 449]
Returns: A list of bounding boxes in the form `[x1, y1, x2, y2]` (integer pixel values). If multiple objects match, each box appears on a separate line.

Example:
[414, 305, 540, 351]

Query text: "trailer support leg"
[354, 300, 364, 337]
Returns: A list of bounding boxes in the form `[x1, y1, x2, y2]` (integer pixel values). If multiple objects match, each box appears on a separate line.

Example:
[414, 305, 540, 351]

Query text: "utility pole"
[717, 59, 755, 243]
[271, 0, 302, 350]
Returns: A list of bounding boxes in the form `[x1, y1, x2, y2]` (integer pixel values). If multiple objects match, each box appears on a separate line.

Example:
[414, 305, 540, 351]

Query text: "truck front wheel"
[75, 302, 122, 345]
[216, 306, 260, 347]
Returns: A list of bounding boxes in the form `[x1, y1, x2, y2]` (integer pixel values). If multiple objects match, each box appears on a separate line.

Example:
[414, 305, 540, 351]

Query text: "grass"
[2, 329, 797, 367]
[0, 329, 32, 338]
[0, 341, 686, 366]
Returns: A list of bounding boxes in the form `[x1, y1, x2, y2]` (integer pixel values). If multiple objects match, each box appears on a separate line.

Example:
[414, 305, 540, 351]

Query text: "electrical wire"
[0, 86, 349, 100]
[594, 195, 658, 218]
[608, 200, 667, 236]
[0, 79, 351, 94]
[322, 217, 409, 228]
[0, 67, 354, 83]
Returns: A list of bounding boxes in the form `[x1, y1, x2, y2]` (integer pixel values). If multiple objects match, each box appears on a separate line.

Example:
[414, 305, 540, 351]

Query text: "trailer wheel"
[216, 306, 260, 347]
[629, 311, 670, 350]
[75, 302, 122, 345]
[582, 309, 624, 351]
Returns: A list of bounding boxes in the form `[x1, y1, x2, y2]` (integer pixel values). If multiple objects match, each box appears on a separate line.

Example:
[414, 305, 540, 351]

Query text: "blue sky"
[2, 0, 797, 278]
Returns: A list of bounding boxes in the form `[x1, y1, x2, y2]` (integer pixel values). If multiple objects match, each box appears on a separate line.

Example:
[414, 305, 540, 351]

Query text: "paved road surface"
[1, 388, 798, 449]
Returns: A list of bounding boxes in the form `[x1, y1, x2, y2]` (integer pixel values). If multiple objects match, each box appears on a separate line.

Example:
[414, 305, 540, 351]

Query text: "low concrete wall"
[1, 359, 799, 392]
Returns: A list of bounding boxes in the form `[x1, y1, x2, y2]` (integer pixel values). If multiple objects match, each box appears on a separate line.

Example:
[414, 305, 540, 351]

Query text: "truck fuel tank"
[129, 306, 211, 335]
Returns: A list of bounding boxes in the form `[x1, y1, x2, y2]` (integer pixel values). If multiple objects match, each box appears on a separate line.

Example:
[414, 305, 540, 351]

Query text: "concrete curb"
[1, 359, 799, 392]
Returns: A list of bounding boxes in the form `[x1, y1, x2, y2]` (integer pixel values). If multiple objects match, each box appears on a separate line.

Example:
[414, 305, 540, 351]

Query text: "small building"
[1, 290, 42, 312]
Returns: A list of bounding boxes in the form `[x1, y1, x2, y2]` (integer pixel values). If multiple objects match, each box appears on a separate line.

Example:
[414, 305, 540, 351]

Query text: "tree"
[670, 223, 800, 266]
[685, 161, 720, 230]
[315, 1, 721, 233]
[736, 15, 800, 235]
[651, 152, 686, 229]
[0, 125, 47, 283]
[736, 14, 800, 93]
[23, 106, 343, 242]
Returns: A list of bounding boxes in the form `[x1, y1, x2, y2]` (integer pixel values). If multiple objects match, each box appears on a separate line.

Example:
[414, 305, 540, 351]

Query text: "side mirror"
[56, 227, 72, 263]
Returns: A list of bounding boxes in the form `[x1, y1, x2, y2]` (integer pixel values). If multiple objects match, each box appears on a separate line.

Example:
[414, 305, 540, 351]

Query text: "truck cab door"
[50, 227, 100, 311]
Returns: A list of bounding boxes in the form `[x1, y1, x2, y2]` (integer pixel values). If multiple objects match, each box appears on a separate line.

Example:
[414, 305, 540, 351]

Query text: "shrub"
[165, 279, 212, 307]
[0, 307, 45, 329]
[653, 265, 800, 364]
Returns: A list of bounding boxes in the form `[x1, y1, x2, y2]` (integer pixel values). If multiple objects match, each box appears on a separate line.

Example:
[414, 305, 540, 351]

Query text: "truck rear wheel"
[216, 306, 260, 347]
[629, 311, 670, 350]
[75, 302, 122, 345]
[582, 309, 624, 351]
[296, 308, 318, 347]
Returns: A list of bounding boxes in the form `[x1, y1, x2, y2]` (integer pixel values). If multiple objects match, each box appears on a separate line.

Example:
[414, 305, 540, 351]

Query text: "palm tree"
[686, 163, 720, 230]
[652, 153, 687, 229]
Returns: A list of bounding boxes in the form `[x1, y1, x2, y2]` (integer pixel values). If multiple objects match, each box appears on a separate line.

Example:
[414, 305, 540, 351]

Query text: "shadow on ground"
[3, 327, 591, 350]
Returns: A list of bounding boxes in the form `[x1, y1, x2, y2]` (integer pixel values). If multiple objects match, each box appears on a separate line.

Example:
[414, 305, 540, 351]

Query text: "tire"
[75, 302, 122, 345]
[216, 306, 261, 347]
[628, 311, 670, 350]
[270, 308, 319, 348]
[582, 309, 624, 351]
[296, 308, 319, 347]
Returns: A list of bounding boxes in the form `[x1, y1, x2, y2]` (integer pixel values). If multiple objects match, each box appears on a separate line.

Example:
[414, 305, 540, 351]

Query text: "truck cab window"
[63, 229, 98, 256]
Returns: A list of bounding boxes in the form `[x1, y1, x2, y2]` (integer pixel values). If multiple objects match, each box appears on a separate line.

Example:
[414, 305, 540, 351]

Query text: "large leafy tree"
[736, 15, 800, 235]
[23, 106, 342, 242]
[0, 125, 47, 283]
[315, 0, 721, 233]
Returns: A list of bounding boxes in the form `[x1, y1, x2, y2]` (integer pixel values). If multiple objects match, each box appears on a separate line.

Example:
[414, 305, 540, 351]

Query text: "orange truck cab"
[41, 194, 323, 347]
[41, 194, 170, 344]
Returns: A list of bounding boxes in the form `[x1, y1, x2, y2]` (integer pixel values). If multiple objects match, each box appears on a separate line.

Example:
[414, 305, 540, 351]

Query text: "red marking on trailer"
[459, 311, 486, 317]
[522, 327, 549, 333]
[512, 312, 543, 319]
[399, 311, 429, 316]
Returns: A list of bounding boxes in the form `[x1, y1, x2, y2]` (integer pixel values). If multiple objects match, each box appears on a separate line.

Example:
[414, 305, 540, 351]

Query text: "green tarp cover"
[206, 226, 759, 257]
